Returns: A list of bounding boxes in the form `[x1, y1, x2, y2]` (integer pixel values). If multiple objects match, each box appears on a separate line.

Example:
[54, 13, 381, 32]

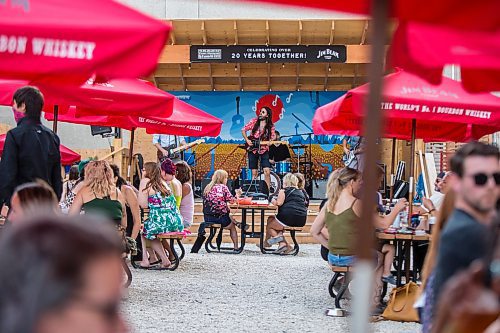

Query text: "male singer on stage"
[241, 106, 276, 193]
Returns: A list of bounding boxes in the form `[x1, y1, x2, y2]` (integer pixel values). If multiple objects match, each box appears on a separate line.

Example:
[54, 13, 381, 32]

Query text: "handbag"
[382, 281, 420, 322]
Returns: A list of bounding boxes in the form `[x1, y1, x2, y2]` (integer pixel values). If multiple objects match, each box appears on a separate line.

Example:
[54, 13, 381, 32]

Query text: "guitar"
[158, 139, 205, 160]
[230, 96, 244, 138]
[245, 139, 288, 151]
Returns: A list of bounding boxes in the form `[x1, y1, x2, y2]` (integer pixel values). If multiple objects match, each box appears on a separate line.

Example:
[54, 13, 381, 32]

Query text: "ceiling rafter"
[360, 20, 369, 45]
[324, 63, 329, 90]
[267, 63, 271, 90]
[237, 63, 242, 90]
[329, 20, 335, 45]
[201, 21, 207, 45]
[298, 20, 303, 45]
[178, 64, 186, 91]
[208, 63, 214, 90]
[296, 63, 300, 91]
[233, 20, 238, 45]
[265, 20, 270, 45]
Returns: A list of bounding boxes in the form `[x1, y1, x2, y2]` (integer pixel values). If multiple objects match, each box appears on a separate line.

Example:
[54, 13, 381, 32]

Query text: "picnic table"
[227, 203, 278, 254]
[376, 231, 430, 286]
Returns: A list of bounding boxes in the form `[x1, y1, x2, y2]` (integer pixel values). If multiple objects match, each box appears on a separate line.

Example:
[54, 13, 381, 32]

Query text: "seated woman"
[110, 164, 141, 241]
[69, 161, 127, 231]
[266, 173, 308, 254]
[175, 161, 194, 229]
[59, 159, 90, 213]
[310, 167, 406, 311]
[7, 180, 59, 224]
[198, 170, 240, 251]
[138, 162, 183, 269]
[294, 172, 310, 207]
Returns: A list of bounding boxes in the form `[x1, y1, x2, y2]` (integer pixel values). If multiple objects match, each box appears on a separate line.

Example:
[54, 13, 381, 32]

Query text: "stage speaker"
[90, 125, 112, 136]
[312, 179, 328, 199]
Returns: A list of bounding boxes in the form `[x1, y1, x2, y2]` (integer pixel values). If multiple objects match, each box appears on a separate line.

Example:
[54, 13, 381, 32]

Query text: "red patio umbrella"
[45, 96, 223, 178]
[390, 22, 500, 93]
[313, 71, 500, 141]
[313, 70, 500, 226]
[46, 98, 223, 137]
[0, 134, 80, 165]
[241, 0, 499, 31]
[0, 0, 170, 84]
[0, 78, 175, 118]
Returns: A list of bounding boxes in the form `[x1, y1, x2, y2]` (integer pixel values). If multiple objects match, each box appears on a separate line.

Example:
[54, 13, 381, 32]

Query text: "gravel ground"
[122, 244, 421, 333]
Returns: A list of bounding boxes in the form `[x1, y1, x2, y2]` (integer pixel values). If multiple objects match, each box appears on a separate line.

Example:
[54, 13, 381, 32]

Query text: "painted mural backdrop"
[169, 91, 346, 180]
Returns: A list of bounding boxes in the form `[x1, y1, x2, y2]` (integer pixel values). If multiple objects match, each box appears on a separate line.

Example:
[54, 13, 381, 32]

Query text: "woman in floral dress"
[138, 162, 183, 269]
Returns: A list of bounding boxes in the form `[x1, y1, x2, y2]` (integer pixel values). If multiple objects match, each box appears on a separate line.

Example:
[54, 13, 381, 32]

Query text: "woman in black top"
[265, 173, 308, 254]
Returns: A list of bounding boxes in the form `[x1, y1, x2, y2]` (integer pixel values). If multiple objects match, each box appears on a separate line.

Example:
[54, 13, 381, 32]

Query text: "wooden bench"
[328, 265, 352, 316]
[130, 208, 186, 271]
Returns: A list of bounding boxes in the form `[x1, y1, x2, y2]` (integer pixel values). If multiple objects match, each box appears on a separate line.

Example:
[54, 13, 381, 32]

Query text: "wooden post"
[352, 0, 388, 332]
[52, 105, 58, 133]
[127, 128, 135, 181]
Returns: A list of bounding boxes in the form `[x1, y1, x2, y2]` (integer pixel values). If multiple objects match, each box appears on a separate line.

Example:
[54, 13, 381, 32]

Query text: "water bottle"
[399, 205, 409, 229]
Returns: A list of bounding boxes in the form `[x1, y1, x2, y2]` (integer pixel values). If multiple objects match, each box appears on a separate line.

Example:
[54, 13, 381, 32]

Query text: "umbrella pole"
[352, 0, 388, 331]
[127, 128, 135, 182]
[389, 137, 396, 200]
[52, 105, 59, 133]
[408, 119, 417, 219]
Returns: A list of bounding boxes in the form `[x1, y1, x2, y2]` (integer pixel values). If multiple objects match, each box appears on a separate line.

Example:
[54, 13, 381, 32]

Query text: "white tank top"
[179, 183, 194, 227]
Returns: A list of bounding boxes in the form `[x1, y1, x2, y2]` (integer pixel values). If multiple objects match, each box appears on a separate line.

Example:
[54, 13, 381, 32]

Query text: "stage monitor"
[90, 125, 113, 136]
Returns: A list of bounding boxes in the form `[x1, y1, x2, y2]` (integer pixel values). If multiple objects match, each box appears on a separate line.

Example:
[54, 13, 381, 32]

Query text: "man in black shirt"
[0, 86, 62, 207]
[430, 142, 499, 325]
[269, 131, 291, 164]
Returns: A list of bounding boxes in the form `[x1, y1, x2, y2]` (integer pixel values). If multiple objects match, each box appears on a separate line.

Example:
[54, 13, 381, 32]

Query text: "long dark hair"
[0, 215, 122, 333]
[250, 106, 273, 140]
[110, 164, 127, 189]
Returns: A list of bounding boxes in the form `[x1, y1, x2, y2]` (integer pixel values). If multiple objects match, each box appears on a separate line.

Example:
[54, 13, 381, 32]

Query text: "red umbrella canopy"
[0, 134, 80, 165]
[0, 79, 174, 118]
[45, 97, 223, 137]
[312, 70, 500, 142]
[390, 22, 500, 93]
[241, 0, 499, 30]
[0, 0, 170, 84]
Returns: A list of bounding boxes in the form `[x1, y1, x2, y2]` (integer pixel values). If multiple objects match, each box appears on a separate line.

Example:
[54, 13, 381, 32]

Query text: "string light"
[188, 63, 192, 70]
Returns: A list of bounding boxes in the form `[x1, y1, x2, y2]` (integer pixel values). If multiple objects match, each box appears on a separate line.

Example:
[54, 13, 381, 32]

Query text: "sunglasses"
[467, 172, 500, 186]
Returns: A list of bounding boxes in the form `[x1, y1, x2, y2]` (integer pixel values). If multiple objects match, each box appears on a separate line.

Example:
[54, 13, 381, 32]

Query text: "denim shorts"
[328, 253, 356, 267]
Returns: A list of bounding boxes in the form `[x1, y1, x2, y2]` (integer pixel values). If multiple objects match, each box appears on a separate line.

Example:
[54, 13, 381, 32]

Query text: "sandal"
[274, 244, 288, 254]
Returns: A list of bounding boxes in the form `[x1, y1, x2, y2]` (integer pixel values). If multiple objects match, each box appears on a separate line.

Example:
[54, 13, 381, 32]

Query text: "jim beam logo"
[316, 48, 340, 60]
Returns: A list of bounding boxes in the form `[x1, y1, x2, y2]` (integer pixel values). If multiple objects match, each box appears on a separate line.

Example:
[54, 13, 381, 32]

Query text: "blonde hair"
[84, 161, 115, 197]
[144, 163, 170, 197]
[421, 191, 456, 290]
[283, 173, 299, 188]
[294, 173, 305, 189]
[326, 167, 360, 213]
[204, 170, 228, 195]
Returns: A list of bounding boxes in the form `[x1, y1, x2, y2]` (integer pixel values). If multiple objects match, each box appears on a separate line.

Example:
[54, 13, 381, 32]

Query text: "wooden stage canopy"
[150, 19, 395, 92]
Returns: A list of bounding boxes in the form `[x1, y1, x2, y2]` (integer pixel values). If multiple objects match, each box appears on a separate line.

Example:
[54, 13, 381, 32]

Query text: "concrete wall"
[119, 0, 365, 20]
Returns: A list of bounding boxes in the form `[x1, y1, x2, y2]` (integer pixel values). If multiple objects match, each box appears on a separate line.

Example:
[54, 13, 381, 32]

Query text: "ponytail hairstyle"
[326, 167, 360, 213]
[204, 170, 228, 195]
